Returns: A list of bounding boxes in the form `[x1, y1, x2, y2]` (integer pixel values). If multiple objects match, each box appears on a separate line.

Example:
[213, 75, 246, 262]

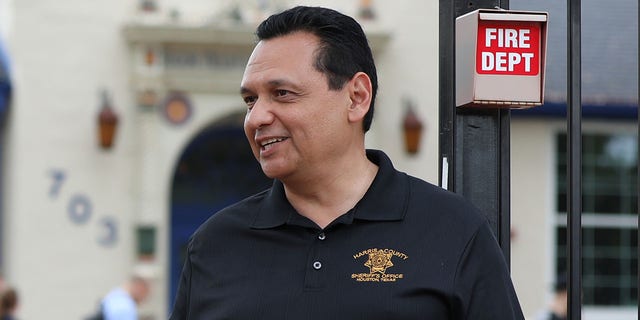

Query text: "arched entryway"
[169, 111, 272, 306]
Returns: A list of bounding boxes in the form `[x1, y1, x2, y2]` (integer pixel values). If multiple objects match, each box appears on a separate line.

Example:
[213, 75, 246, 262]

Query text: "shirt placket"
[303, 230, 328, 290]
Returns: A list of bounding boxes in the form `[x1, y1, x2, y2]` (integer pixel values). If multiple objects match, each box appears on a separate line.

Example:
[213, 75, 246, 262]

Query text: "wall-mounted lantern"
[358, 0, 376, 20]
[145, 47, 156, 66]
[97, 90, 119, 150]
[402, 98, 423, 155]
[139, 0, 158, 12]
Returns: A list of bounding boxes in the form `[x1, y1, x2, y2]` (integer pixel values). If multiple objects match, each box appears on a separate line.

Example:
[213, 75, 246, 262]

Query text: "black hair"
[256, 6, 378, 132]
[554, 272, 567, 293]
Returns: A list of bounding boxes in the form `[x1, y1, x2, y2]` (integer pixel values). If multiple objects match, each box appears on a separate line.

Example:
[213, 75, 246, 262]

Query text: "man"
[535, 274, 567, 320]
[170, 6, 523, 319]
[100, 276, 150, 320]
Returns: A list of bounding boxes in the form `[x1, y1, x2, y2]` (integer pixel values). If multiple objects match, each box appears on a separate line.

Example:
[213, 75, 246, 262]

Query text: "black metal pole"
[438, 0, 455, 192]
[498, 105, 511, 266]
[498, 0, 511, 268]
[637, 0, 639, 316]
[567, 0, 582, 319]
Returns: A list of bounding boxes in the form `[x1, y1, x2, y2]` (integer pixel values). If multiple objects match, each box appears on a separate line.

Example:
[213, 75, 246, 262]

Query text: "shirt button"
[312, 261, 322, 270]
[318, 232, 326, 240]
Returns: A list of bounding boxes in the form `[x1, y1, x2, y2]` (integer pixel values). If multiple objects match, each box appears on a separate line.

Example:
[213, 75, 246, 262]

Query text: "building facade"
[0, 0, 637, 319]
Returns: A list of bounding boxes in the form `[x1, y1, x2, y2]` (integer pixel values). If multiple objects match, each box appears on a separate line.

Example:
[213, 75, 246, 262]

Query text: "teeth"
[260, 137, 286, 147]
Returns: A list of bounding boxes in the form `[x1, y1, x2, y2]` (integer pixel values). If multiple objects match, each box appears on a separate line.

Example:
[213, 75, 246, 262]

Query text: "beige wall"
[510, 118, 559, 317]
[4, 0, 138, 319]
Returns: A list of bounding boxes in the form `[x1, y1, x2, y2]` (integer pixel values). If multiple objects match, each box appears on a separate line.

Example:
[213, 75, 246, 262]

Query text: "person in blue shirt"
[101, 276, 149, 320]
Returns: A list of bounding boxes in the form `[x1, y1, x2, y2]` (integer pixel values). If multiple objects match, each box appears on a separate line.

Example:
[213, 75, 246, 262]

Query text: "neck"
[550, 292, 567, 317]
[283, 149, 378, 229]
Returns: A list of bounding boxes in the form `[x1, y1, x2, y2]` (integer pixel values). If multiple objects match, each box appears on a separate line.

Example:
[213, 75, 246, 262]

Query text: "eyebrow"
[240, 86, 252, 96]
[267, 79, 290, 87]
[240, 79, 300, 95]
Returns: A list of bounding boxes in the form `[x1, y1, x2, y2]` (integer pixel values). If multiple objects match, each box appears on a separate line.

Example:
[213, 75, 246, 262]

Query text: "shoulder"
[406, 175, 486, 227]
[400, 174, 492, 258]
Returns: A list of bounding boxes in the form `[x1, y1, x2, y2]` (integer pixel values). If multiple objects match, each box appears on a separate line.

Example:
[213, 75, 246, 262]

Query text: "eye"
[243, 95, 257, 109]
[274, 89, 290, 97]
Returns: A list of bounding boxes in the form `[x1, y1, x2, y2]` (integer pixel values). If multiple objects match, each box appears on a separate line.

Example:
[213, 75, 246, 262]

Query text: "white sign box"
[456, 9, 548, 108]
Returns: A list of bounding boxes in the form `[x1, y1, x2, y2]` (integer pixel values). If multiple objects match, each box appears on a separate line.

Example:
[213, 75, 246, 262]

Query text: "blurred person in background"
[99, 275, 150, 320]
[535, 274, 567, 320]
[0, 287, 18, 320]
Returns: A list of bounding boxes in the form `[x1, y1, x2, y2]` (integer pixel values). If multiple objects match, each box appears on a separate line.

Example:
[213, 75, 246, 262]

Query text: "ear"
[347, 72, 372, 124]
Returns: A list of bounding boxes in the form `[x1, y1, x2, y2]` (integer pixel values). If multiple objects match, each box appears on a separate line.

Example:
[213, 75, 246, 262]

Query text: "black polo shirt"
[170, 150, 524, 320]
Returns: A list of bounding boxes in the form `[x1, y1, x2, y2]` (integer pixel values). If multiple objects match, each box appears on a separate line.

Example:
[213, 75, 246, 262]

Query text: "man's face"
[240, 32, 353, 181]
[132, 281, 150, 305]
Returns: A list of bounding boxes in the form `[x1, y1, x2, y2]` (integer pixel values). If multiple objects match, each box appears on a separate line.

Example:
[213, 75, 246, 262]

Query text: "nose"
[244, 98, 275, 130]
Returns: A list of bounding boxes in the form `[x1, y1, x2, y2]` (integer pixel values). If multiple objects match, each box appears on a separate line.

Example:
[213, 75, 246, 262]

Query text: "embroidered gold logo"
[365, 251, 394, 274]
[351, 248, 408, 282]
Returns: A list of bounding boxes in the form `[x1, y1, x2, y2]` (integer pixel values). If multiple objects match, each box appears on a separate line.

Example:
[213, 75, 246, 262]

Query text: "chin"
[260, 164, 292, 181]
[259, 153, 302, 180]
[261, 171, 279, 179]
[260, 165, 283, 180]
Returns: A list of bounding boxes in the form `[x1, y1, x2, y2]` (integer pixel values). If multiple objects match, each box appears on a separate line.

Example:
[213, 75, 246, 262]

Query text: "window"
[555, 132, 638, 306]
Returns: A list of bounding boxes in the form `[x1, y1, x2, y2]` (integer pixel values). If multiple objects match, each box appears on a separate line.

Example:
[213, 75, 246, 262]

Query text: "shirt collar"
[251, 149, 409, 229]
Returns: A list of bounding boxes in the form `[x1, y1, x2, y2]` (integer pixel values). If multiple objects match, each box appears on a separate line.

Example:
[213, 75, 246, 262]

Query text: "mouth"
[259, 137, 288, 150]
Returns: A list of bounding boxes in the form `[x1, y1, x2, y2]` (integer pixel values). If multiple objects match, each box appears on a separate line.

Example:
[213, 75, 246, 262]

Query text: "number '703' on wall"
[48, 168, 118, 247]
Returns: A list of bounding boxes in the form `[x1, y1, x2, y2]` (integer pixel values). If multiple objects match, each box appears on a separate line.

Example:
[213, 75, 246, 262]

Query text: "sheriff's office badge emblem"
[365, 251, 394, 274]
[351, 248, 408, 282]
